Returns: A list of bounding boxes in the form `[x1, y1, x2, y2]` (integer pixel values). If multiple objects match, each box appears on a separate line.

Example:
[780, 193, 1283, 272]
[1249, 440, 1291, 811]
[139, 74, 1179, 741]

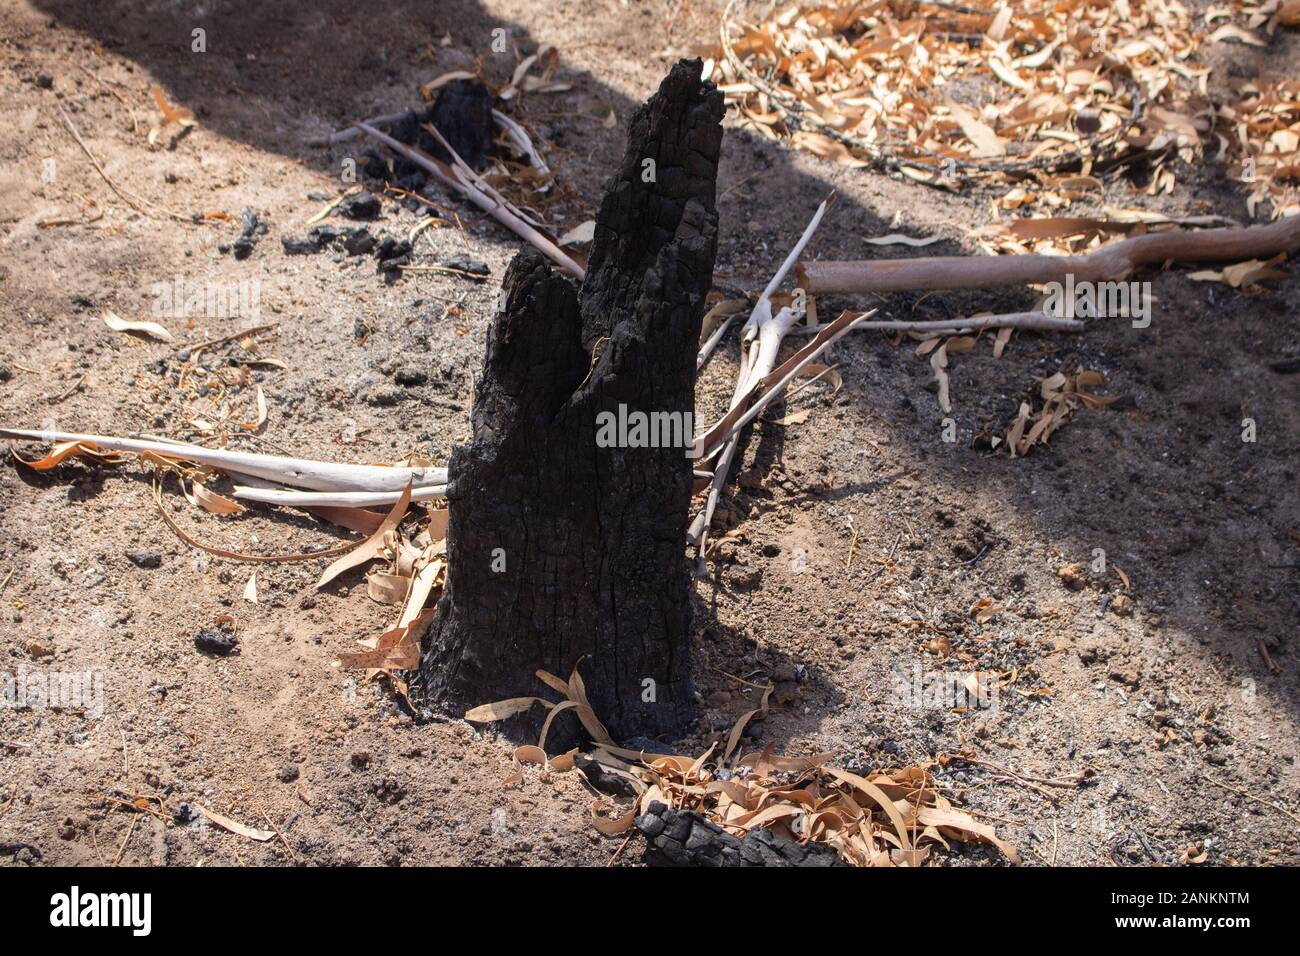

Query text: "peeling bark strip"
[419, 61, 723, 738]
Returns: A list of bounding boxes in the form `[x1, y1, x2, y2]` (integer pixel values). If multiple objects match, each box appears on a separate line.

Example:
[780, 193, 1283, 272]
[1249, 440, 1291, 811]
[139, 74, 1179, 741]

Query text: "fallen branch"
[689, 198, 839, 553]
[57, 103, 193, 225]
[355, 122, 585, 279]
[799, 214, 1300, 295]
[232, 485, 446, 508]
[796, 312, 1084, 336]
[1, 429, 446, 493]
[694, 308, 873, 463]
[323, 108, 550, 186]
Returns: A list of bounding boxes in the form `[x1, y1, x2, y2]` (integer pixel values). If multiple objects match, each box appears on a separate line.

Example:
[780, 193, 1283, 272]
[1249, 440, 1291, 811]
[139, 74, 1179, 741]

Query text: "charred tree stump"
[635, 803, 846, 867]
[419, 61, 723, 740]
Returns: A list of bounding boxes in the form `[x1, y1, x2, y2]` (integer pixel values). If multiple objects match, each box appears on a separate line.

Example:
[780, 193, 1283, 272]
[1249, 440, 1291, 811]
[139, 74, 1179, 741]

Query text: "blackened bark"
[418, 60, 723, 740]
[635, 802, 846, 867]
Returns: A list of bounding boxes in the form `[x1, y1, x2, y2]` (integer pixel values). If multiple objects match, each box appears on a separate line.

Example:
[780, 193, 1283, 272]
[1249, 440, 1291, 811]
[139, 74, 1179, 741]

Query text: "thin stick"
[799, 214, 1300, 294]
[57, 102, 192, 224]
[183, 322, 278, 354]
[112, 814, 140, 867]
[355, 122, 585, 279]
[49, 371, 87, 403]
[262, 811, 298, 863]
[1204, 775, 1300, 826]
[795, 311, 1084, 335]
[232, 485, 446, 508]
[322, 110, 410, 145]
[696, 313, 738, 369]
[151, 481, 361, 563]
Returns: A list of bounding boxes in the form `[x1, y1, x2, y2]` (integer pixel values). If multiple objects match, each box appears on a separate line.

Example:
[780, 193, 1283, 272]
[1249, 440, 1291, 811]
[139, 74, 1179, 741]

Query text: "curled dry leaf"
[558, 220, 596, 246]
[189, 481, 244, 516]
[930, 343, 952, 414]
[148, 85, 196, 148]
[771, 408, 812, 426]
[1001, 366, 1117, 458]
[102, 310, 174, 344]
[316, 481, 412, 589]
[9, 439, 123, 471]
[237, 385, 268, 432]
[465, 697, 551, 723]
[864, 233, 943, 247]
[1188, 254, 1290, 288]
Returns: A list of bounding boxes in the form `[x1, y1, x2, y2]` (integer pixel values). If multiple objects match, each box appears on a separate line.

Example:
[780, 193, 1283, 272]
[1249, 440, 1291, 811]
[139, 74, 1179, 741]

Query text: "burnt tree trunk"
[419, 61, 723, 740]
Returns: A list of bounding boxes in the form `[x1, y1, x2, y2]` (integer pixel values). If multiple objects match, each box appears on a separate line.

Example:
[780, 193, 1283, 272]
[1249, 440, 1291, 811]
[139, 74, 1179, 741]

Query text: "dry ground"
[1, 0, 1298, 866]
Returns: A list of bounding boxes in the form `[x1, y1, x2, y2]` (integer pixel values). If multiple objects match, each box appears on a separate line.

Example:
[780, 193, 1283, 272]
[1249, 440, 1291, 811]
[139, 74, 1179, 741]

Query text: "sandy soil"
[1, 0, 1298, 867]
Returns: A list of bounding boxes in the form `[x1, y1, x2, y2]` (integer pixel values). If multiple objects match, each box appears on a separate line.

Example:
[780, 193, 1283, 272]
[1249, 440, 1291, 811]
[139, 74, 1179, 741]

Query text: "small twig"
[1204, 775, 1300, 826]
[793, 312, 1084, 336]
[112, 814, 140, 866]
[184, 322, 279, 355]
[696, 313, 738, 370]
[57, 102, 192, 223]
[48, 371, 87, 404]
[262, 811, 298, 863]
[607, 831, 635, 866]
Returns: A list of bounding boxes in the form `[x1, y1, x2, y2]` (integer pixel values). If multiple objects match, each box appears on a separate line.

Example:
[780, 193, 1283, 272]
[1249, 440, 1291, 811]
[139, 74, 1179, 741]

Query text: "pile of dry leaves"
[469, 665, 1020, 867]
[710, 0, 1205, 180]
[708, 0, 1297, 217]
[990, 366, 1117, 457]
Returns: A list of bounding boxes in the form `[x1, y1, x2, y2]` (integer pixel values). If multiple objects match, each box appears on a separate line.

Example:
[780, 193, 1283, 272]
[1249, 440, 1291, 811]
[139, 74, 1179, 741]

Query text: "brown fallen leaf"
[193, 804, 274, 842]
[189, 480, 244, 516]
[316, 481, 412, 589]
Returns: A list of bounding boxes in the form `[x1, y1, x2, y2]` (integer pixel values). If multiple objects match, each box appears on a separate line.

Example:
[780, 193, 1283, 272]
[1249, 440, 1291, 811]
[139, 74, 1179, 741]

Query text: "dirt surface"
[1, 0, 1298, 867]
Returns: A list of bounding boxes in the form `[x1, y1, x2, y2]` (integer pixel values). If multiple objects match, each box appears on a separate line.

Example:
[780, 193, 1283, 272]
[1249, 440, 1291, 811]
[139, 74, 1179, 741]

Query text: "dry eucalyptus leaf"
[193, 805, 273, 842]
[558, 220, 596, 246]
[102, 311, 174, 344]
[316, 482, 412, 589]
[865, 233, 943, 247]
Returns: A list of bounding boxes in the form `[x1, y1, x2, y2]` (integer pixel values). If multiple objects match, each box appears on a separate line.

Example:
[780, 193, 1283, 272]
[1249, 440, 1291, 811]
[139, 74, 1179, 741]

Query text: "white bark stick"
[792, 311, 1085, 335]
[0, 429, 446, 492]
[689, 198, 832, 552]
[232, 485, 447, 507]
